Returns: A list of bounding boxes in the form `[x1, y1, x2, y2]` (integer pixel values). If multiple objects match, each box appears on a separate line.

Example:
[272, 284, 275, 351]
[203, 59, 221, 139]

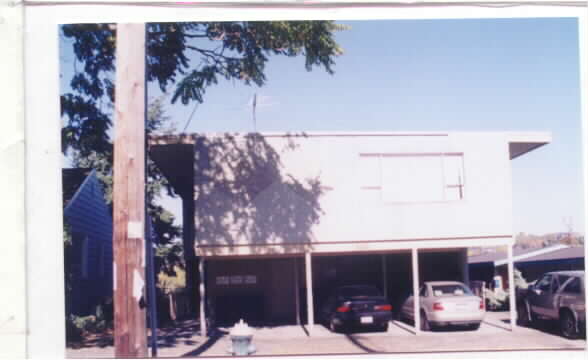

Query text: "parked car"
[399, 281, 485, 331]
[319, 285, 392, 333]
[517, 271, 585, 339]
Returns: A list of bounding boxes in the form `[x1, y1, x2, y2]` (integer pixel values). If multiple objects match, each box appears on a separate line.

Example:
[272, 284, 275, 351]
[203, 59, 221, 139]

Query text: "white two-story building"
[149, 131, 550, 335]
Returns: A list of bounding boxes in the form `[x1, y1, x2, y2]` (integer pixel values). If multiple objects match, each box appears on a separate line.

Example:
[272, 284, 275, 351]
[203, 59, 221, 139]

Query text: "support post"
[305, 251, 314, 334]
[507, 244, 517, 331]
[382, 254, 388, 299]
[412, 248, 420, 335]
[182, 195, 196, 313]
[199, 258, 207, 336]
[113, 23, 148, 358]
[294, 258, 301, 325]
[461, 248, 470, 286]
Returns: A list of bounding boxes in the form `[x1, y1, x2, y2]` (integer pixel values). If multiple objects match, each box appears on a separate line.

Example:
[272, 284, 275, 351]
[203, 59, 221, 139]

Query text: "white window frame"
[358, 152, 466, 204]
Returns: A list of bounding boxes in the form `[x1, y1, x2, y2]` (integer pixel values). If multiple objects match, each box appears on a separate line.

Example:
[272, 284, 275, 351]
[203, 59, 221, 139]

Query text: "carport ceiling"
[149, 142, 194, 198]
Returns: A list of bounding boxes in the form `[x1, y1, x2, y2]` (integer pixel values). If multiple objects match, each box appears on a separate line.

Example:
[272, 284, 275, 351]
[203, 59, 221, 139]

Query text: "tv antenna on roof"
[252, 93, 257, 132]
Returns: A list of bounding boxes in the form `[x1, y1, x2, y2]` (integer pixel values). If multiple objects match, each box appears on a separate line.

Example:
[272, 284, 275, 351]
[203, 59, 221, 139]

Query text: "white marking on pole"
[128, 221, 143, 239]
[133, 269, 144, 300]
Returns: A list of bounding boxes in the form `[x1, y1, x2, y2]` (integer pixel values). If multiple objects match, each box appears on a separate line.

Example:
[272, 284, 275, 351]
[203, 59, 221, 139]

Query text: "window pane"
[381, 156, 444, 203]
[431, 284, 473, 296]
[537, 275, 552, 291]
[563, 277, 581, 294]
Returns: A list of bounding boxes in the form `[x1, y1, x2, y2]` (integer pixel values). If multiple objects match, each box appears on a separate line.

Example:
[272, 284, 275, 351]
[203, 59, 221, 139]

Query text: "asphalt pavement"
[66, 312, 586, 358]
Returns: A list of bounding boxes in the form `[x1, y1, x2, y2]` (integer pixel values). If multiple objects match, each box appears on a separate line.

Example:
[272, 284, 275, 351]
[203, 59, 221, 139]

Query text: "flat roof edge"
[149, 131, 554, 145]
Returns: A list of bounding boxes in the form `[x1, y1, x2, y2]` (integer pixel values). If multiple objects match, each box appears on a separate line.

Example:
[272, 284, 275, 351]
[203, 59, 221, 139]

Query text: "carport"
[195, 242, 518, 337]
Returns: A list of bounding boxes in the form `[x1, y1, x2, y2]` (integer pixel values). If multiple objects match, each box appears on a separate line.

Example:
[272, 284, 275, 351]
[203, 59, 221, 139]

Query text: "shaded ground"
[66, 312, 586, 358]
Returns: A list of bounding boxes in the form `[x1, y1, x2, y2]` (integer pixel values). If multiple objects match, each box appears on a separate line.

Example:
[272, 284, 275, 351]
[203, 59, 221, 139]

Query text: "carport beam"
[412, 248, 421, 335]
[507, 244, 517, 331]
[199, 258, 206, 336]
[305, 251, 314, 334]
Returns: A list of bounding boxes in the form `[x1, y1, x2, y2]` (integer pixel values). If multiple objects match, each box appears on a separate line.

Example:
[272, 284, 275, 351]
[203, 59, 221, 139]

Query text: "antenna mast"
[252, 93, 257, 132]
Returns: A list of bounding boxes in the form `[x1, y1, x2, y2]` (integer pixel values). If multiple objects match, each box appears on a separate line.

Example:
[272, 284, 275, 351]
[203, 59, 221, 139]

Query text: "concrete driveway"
[66, 312, 585, 358]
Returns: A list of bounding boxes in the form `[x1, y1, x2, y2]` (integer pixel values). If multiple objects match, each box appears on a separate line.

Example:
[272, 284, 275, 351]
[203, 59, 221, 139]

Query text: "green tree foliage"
[68, 97, 181, 246]
[61, 21, 346, 158]
[61, 21, 346, 311]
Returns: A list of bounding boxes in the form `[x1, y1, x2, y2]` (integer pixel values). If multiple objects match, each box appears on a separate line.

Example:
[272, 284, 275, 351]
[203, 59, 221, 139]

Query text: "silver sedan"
[400, 281, 485, 331]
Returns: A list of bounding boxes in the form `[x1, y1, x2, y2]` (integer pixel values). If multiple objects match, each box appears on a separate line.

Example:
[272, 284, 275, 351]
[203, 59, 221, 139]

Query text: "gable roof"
[62, 168, 92, 208]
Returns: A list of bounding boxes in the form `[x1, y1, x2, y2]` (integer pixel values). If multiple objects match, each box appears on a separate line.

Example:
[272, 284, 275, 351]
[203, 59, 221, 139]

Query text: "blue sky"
[62, 17, 585, 236]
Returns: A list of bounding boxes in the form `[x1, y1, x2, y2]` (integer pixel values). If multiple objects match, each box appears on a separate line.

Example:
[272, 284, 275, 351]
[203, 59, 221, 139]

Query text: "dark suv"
[517, 271, 585, 339]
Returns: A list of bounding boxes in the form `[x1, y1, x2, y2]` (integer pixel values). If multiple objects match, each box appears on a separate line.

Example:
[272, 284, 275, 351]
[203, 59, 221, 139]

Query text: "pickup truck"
[517, 270, 585, 339]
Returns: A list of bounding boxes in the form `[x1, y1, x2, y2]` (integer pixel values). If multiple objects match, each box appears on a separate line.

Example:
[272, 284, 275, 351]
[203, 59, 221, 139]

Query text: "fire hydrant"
[228, 319, 255, 356]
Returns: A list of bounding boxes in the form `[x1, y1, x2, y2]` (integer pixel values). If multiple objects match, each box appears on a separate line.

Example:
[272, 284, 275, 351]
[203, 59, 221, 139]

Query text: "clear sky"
[62, 17, 585, 236]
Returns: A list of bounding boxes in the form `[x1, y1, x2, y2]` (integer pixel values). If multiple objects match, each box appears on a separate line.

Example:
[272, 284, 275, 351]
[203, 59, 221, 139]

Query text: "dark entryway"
[214, 292, 265, 325]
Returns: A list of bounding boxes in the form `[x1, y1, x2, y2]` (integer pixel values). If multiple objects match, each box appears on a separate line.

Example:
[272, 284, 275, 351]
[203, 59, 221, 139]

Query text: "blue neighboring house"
[63, 168, 113, 316]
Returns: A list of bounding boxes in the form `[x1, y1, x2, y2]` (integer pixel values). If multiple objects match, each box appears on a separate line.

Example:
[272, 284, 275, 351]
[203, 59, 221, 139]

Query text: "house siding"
[64, 171, 113, 315]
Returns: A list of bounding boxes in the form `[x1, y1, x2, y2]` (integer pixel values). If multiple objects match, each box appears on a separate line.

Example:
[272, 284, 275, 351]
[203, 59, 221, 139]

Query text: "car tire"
[560, 310, 579, 339]
[330, 317, 347, 334]
[379, 323, 389, 332]
[329, 317, 340, 333]
[467, 323, 481, 331]
[420, 311, 431, 332]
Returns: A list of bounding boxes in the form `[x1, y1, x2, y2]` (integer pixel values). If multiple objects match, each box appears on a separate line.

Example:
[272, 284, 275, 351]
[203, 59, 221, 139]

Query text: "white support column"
[507, 244, 517, 331]
[305, 251, 314, 334]
[382, 254, 388, 299]
[412, 248, 421, 335]
[294, 257, 301, 325]
[461, 248, 470, 286]
[199, 258, 207, 336]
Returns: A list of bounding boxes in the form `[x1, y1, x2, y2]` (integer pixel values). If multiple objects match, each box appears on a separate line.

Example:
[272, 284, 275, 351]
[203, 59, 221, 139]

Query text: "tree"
[61, 21, 346, 314]
[61, 22, 346, 158]
[68, 97, 181, 250]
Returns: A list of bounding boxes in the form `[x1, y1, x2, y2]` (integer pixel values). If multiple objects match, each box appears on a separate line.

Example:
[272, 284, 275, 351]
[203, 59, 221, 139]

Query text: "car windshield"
[339, 286, 381, 297]
[430, 284, 473, 297]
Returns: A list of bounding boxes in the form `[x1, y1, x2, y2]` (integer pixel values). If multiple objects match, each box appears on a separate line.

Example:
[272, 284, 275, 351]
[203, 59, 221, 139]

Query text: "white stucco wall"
[193, 132, 548, 256]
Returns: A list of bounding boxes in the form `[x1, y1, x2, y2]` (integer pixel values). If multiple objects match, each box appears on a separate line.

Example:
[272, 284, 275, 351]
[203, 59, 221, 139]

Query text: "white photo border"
[23, 1, 587, 359]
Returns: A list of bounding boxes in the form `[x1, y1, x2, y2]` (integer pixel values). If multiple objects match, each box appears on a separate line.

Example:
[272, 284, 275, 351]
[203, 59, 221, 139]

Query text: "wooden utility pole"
[113, 23, 148, 358]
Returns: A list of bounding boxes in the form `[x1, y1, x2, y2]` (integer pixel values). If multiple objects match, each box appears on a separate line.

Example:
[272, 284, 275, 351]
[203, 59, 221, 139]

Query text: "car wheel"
[379, 322, 389, 332]
[467, 323, 481, 331]
[560, 310, 579, 339]
[329, 317, 339, 333]
[330, 317, 347, 333]
[420, 311, 431, 332]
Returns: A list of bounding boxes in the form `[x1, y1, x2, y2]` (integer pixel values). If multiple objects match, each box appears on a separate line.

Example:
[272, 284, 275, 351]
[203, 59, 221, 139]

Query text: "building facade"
[150, 131, 550, 334]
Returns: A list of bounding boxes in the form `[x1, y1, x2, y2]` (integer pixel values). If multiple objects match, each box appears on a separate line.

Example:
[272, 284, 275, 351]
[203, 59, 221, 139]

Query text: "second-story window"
[359, 153, 465, 203]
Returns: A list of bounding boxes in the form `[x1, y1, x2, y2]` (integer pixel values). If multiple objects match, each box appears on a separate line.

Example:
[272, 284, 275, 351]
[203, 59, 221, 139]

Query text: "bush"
[66, 297, 114, 340]
[65, 316, 83, 343]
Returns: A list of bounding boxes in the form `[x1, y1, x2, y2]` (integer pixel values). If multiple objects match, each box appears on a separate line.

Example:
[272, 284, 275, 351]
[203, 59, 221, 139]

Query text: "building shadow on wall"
[193, 133, 324, 255]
